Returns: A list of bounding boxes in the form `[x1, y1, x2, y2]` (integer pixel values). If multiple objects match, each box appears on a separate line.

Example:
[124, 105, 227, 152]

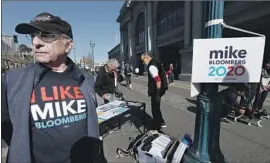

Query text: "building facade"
[1, 34, 26, 71]
[108, 43, 121, 61]
[113, 1, 270, 80]
[2, 35, 17, 55]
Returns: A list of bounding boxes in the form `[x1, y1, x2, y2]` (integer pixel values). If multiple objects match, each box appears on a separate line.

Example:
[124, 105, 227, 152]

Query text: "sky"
[2, 1, 124, 63]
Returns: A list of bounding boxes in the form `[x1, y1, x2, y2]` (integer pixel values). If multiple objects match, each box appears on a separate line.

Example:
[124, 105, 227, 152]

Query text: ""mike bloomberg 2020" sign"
[191, 37, 265, 83]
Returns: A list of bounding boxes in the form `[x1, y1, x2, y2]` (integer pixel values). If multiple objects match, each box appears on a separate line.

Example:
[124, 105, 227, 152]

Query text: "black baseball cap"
[15, 12, 73, 39]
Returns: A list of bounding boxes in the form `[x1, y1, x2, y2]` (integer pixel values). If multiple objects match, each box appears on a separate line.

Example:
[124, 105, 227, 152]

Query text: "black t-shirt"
[30, 69, 88, 163]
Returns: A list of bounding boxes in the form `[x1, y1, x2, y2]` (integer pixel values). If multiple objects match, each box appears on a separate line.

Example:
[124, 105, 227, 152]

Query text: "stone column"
[146, 1, 153, 52]
[152, 2, 160, 61]
[120, 28, 124, 61]
[144, 1, 148, 53]
[192, 1, 203, 42]
[179, 1, 193, 79]
[128, 20, 133, 60]
[179, 1, 203, 76]
[184, 1, 192, 48]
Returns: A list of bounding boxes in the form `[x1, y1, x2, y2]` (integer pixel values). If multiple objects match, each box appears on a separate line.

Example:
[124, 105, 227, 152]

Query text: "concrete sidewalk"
[121, 77, 270, 163]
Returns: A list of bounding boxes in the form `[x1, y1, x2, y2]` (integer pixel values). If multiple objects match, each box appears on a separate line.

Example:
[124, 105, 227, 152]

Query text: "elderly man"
[1, 12, 101, 163]
[94, 59, 124, 104]
[141, 52, 168, 130]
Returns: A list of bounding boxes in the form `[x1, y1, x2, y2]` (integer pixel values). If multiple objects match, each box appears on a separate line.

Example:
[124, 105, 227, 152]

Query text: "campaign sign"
[191, 37, 265, 83]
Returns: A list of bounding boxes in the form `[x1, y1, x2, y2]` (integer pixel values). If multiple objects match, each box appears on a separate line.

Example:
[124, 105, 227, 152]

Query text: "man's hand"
[263, 86, 269, 91]
[156, 81, 161, 89]
[102, 94, 109, 100]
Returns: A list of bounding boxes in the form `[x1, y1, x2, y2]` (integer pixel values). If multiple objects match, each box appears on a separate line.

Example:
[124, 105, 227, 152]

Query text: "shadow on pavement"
[130, 109, 155, 131]
[120, 83, 128, 87]
[187, 106, 197, 114]
[185, 98, 197, 105]
[70, 136, 107, 163]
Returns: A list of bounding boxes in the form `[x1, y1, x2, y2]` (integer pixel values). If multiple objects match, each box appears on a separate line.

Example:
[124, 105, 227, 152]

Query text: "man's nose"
[32, 36, 45, 48]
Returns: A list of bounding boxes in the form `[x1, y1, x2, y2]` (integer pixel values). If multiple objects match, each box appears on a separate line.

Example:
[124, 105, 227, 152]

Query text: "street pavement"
[2, 76, 270, 163]
[102, 76, 270, 163]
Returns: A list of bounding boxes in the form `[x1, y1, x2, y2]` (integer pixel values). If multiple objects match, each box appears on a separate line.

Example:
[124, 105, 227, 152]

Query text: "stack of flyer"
[172, 134, 193, 162]
[148, 134, 172, 158]
[136, 131, 193, 163]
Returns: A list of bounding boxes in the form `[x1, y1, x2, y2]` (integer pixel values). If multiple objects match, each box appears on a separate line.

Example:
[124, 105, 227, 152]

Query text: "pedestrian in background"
[167, 63, 174, 83]
[252, 60, 270, 117]
[124, 63, 133, 89]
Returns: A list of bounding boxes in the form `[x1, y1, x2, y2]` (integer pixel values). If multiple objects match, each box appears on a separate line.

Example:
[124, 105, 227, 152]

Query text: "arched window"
[157, 2, 184, 36]
[135, 13, 145, 45]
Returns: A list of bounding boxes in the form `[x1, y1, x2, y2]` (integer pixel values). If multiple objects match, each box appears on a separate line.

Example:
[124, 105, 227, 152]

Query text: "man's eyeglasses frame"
[26, 31, 70, 43]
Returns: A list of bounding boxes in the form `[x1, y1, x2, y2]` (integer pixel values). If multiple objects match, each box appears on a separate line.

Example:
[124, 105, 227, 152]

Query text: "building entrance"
[159, 43, 182, 80]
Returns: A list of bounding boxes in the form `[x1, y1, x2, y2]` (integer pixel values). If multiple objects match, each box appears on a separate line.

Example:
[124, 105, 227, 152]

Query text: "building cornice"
[108, 44, 120, 55]
[116, 1, 134, 23]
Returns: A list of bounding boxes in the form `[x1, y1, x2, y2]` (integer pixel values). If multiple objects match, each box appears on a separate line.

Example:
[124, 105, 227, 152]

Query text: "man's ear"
[65, 40, 73, 54]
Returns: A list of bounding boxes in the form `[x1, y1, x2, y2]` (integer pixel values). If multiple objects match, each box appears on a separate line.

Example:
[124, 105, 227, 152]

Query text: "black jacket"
[1, 58, 100, 163]
[94, 65, 123, 97]
[147, 59, 168, 97]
